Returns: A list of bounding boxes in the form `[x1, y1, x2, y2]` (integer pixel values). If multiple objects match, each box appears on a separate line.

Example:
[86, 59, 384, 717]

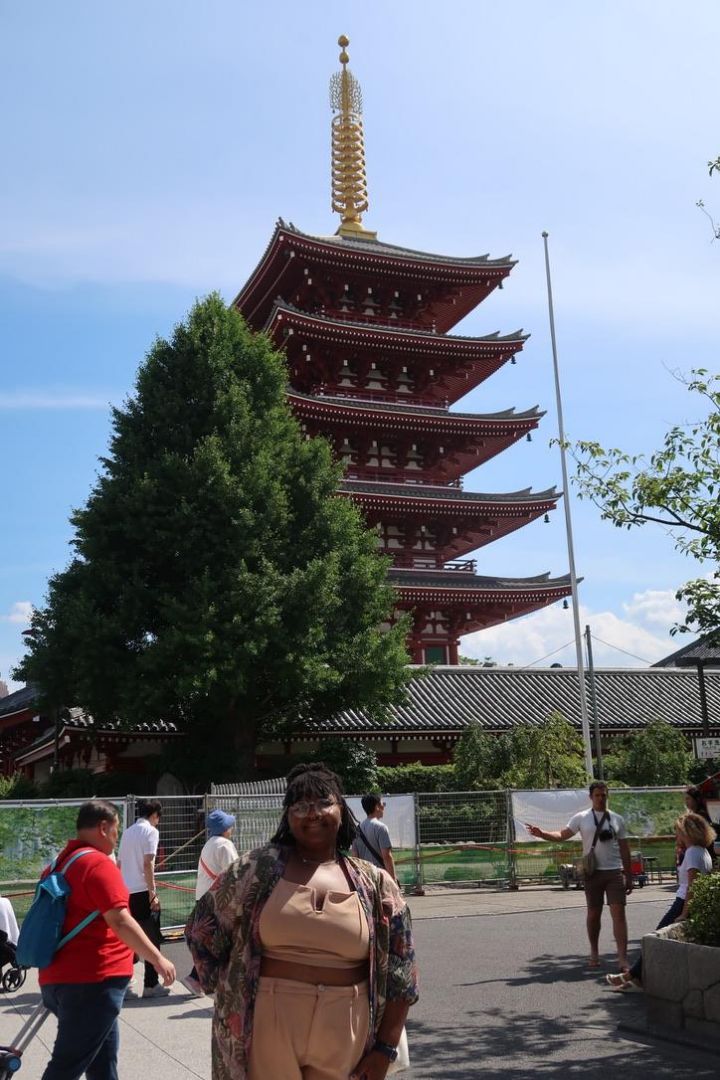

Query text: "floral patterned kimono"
[185, 843, 418, 1080]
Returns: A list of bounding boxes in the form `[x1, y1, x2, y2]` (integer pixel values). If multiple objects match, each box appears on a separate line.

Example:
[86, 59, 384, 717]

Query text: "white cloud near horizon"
[461, 587, 684, 669]
[622, 588, 685, 627]
[1, 601, 33, 626]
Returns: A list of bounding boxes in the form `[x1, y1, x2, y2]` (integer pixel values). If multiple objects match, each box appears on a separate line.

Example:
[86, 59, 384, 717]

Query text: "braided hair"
[271, 762, 358, 851]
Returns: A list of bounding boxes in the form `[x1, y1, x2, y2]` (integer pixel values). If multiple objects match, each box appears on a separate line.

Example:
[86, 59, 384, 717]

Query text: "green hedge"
[377, 763, 457, 793]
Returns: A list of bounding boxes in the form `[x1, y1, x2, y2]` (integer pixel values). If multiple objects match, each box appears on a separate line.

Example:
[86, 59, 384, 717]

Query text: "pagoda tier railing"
[315, 388, 450, 410]
[393, 558, 478, 573]
[346, 468, 463, 489]
[324, 307, 438, 333]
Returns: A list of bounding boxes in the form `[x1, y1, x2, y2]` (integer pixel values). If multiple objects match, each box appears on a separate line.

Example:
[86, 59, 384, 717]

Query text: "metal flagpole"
[542, 231, 593, 778]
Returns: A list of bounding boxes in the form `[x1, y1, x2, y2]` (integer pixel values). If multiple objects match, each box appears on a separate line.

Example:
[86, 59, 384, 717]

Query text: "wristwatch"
[373, 1040, 398, 1062]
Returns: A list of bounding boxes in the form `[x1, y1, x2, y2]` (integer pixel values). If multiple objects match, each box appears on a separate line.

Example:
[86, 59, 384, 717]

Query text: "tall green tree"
[569, 370, 720, 641]
[453, 712, 585, 790]
[609, 719, 692, 787]
[453, 726, 514, 790]
[16, 295, 410, 783]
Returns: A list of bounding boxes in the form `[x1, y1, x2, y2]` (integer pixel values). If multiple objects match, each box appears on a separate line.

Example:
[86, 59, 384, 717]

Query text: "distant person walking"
[117, 798, 168, 999]
[351, 794, 397, 882]
[183, 809, 238, 996]
[526, 781, 633, 970]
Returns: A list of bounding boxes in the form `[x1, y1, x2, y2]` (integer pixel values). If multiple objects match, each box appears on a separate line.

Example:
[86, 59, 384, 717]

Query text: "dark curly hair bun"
[285, 762, 345, 791]
[271, 761, 357, 850]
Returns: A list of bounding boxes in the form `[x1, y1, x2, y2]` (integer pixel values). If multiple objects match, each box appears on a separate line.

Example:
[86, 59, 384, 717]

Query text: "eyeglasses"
[288, 797, 339, 817]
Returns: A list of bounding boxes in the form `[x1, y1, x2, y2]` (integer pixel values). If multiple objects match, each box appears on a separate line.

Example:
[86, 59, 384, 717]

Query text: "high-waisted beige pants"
[248, 976, 370, 1080]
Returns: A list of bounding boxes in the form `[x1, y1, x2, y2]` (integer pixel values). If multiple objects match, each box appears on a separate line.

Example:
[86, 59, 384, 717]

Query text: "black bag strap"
[590, 811, 609, 851]
[358, 822, 386, 867]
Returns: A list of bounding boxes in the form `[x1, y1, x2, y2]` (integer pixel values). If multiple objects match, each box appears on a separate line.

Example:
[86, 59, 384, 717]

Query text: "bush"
[0, 772, 40, 800]
[685, 872, 720, 947]
[377, 762, 458, 793]
[610, 719, 692, 786]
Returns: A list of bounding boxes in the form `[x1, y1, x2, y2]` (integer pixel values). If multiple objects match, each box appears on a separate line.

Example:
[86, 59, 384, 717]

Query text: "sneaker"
[142, 985, 171, 999]
[124, 986, 139, 1000]
[181, 974, 205, 997]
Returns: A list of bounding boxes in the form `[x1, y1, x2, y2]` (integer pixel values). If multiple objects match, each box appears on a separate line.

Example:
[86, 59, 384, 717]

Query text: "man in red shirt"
[39, 799, 176, 1080]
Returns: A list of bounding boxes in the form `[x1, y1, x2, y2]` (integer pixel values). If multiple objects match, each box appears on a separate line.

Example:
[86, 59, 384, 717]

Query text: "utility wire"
[589, 633, 653, 666]
[519, 639, 577, 670]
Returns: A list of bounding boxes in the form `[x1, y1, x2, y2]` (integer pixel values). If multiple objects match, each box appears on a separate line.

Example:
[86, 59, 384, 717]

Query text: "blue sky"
[2, 1, 719, 687]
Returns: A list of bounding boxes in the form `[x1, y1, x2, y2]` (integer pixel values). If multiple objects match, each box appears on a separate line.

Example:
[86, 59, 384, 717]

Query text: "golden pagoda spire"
[330, 35, 376, 240]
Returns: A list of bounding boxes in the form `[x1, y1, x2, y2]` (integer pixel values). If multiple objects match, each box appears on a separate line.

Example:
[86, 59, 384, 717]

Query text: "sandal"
[606, 972, 629, 987]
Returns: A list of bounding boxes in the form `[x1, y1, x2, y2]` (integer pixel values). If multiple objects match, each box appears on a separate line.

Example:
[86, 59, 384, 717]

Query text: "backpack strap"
[58, 848, 97, 873]
[54, 849, 101, 950]
[199, 855, 219, 883]
[590, 811, 609, 852]
[358, 822, 386, 867]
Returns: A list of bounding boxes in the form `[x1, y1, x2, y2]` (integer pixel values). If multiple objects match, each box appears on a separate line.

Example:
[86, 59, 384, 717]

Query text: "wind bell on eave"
[330, 35, 377, 239]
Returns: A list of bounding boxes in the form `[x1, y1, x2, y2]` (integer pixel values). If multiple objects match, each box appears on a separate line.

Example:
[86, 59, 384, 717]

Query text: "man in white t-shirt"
[526, 782, 633, 970]
[117, 798, 168, 998]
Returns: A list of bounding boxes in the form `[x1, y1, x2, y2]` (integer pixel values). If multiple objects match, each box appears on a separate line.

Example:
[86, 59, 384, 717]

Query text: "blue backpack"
[16, 849, 101, 968]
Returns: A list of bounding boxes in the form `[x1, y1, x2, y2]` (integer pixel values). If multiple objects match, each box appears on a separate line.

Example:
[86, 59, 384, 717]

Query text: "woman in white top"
[183, 809, 238, 996]
[607, 811, 714, 990]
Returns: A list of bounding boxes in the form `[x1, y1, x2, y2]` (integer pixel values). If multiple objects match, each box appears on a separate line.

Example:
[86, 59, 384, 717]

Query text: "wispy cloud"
[0, 390, 114, 410]
[0, 601, 33, 626]
[461, 586, 684, 669]
[622, 588, 684, 628]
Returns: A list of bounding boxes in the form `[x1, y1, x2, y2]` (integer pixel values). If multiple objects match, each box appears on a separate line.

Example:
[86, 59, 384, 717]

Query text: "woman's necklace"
[297, 853, 339, 866]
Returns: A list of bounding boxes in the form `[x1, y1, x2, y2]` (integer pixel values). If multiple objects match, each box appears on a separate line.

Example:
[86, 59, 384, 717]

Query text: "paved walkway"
[1, 883, 715, 1078]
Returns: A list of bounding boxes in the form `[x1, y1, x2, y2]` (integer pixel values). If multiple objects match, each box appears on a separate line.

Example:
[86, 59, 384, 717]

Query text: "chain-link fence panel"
[0, 798, 129, 921]
[415, 791, 510, 887]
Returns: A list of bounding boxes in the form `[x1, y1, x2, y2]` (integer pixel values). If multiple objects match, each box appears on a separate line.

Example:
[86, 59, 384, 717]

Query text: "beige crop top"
[259, 878, 370, 968]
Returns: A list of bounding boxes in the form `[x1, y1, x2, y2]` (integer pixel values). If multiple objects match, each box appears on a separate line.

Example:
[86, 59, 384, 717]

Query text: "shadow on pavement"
[406, 1009, 718, 1080]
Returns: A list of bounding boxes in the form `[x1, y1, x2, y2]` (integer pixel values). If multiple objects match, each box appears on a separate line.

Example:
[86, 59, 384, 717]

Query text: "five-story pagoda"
[234, 37, 572, 664]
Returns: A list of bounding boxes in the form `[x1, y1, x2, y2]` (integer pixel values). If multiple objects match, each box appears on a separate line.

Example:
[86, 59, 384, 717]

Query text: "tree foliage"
[377, 762, 458, 793]
[15, 296, 411, 783]
[453, 712, 586, 790]
[569, 370, 720, 641]
[315, 739, 379, 795]
[605, 719, 692, 787]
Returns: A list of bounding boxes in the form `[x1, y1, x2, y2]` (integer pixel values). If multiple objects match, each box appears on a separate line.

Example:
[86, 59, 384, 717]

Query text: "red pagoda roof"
[339, 480, 560, 558]
[339, 479, 559, 508]
[389, 570, 573, 633]
[234, 221, 516, 333]
[290, 391, 542, 433]
[267, 301, 527, 352]
[273, 304, 527, 404]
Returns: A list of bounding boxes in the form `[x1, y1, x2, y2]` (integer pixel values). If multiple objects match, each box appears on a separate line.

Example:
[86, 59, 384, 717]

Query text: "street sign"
[695, 737, 720, 760]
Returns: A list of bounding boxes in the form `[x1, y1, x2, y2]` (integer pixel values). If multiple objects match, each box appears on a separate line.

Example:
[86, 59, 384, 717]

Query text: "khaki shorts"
[584, 868, 626, 909]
